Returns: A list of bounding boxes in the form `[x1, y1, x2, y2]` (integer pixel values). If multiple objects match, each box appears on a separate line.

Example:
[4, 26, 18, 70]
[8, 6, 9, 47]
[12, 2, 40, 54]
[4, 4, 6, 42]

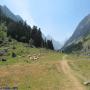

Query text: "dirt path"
[56, 55, 85, 90]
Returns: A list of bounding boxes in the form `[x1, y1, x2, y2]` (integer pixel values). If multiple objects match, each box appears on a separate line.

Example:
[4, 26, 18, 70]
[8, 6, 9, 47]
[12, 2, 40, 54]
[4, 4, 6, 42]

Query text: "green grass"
[1, 41, 90, 90]
[67, 54, 90, 90]
[0, 41, 68, 90]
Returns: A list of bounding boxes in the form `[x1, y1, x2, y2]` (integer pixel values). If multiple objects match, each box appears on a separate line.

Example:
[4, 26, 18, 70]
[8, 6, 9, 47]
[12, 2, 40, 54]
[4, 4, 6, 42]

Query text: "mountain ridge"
[62, 14, 90, 53]
[0, 5, 23, 22]
[0, 5, 54, 50]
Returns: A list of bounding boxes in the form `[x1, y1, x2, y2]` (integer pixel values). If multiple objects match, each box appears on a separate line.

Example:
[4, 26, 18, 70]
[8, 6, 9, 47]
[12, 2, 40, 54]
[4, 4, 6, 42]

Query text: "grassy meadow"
[67, 54, 90, 90]
[0, 41, 66, 90]
[0, 41, 90, 90]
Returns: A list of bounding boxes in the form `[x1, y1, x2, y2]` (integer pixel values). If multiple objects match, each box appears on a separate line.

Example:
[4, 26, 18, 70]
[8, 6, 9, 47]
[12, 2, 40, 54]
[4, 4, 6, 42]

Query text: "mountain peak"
[0, 5, 23, 22]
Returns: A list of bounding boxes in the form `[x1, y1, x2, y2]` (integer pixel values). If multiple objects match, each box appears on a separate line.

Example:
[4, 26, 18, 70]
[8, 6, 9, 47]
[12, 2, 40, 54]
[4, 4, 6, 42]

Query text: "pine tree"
[46, 40, 54, 50]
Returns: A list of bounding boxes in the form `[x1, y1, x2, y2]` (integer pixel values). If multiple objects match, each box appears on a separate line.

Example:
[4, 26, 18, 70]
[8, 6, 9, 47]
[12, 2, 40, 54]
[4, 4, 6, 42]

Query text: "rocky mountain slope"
[63, 14, 90, 53]
[0, 5, 23, 22]
[0, 5, 54, 50]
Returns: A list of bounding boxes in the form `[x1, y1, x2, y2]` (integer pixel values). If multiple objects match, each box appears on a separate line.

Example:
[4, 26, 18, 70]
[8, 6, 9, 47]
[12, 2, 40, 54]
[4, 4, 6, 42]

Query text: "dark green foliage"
[7, 21, 31, 43]
[0, 9, 54, 50]
[46, 40, 54, 50]
[64, 42, 83, 53]
[0, 40, 3, 44]
[12, 46, 16, 50]
[1, 58, 7, 61]
[12, 52, 16, 58]
[31, 26, 43, 47]
[8, 37, 12, 42]
[0, 23, 7, 45]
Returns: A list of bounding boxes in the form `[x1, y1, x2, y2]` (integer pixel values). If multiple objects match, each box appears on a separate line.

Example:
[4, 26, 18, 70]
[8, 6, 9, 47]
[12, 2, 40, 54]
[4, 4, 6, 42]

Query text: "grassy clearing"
[67, 54, 90, 90]
[0, 63, 66, 90]
[0, 41, 89, 90]
[0, 41, 69, 90]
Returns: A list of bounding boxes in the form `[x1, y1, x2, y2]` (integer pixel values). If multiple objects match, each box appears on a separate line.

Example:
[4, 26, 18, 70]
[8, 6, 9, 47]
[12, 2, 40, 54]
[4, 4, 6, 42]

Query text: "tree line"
[0, 10, 54, 50]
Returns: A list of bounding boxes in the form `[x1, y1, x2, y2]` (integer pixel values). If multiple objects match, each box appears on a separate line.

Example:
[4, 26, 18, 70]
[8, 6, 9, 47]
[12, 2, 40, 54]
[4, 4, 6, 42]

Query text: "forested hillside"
[0, 5, 54, 50]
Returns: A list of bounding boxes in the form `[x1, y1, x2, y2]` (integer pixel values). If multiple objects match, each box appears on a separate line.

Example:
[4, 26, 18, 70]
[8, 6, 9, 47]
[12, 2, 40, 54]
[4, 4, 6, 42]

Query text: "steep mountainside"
[0, 5, 23, 22]
[0, 5, 54, 50]
[63, 14, 90, 53]
[64, 14, 90, 47]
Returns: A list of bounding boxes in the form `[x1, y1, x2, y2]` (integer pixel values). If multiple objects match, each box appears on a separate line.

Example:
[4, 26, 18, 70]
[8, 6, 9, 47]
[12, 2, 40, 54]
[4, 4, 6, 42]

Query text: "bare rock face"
[63, 14, 90, 50]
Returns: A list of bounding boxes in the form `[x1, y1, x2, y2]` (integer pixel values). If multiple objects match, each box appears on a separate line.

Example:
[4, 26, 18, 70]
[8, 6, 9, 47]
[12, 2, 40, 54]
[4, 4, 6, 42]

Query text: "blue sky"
[1, 0, 90, 44]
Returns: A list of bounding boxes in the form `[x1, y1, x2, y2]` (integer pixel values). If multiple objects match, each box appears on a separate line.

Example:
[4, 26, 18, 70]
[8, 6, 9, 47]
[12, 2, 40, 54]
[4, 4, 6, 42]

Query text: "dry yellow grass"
[0, 54, 86, 90]
[0, 43, 87, 90]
